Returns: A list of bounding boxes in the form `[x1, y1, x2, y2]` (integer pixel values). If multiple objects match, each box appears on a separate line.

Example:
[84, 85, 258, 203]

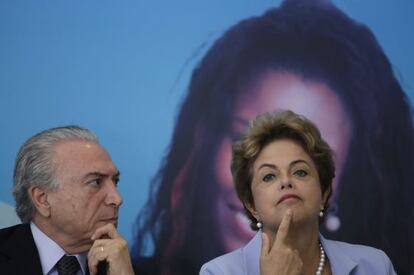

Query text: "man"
[0, 126, 134, 275]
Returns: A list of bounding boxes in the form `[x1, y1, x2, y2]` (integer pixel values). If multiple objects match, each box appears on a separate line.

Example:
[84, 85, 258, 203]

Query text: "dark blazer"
[0, 223, 43, 275]
[0, 223, 109, 275]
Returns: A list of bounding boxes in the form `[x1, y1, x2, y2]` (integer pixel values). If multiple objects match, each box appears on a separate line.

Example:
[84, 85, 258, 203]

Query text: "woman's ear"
[245, 201, 260, 221]
[322, 185, 332, 207]
[30, 186, 51, 218]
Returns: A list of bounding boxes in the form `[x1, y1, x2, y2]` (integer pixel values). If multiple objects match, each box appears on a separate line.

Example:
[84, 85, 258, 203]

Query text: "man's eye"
[89, 178, 102, 186]
[294, 170, 308, 177]
[113, 178, 120, 186]
[262, 174, 275, 182]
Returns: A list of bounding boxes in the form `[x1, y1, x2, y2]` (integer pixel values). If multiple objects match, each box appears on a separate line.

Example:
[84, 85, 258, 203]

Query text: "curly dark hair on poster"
[132, 0, 414, 274]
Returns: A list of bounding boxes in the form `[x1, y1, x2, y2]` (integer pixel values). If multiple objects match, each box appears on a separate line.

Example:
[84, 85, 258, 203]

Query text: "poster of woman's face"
[1, 0, 413, 274]
[131, 1, 414, 274]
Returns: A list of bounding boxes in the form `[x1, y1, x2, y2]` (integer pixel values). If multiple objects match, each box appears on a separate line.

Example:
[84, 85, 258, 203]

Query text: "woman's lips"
[277, 194, 301, 204]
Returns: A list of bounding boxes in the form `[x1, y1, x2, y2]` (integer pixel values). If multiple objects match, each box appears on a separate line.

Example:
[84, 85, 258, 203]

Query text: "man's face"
[45, 140, 122, 251]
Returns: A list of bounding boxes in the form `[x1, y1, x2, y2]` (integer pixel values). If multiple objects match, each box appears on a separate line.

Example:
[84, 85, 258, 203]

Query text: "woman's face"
[247, 139, 327, 236]
[215, 70, 352, 251]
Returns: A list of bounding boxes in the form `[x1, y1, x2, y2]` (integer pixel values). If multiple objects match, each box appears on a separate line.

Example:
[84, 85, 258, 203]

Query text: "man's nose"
[105, 182, 123, 207]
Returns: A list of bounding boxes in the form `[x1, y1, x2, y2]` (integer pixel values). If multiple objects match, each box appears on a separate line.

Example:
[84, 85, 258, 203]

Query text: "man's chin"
[99, 219, 118, 227]
[66, 240, 93, 254]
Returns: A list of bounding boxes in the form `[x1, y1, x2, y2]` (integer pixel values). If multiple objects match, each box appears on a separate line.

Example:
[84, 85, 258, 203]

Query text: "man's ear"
[30, 186, 51, 218]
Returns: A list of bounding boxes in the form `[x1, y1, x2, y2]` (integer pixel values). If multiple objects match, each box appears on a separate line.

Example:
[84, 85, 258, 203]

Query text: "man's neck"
[30, 222, 88, 275]
[32, 217, 92, 254]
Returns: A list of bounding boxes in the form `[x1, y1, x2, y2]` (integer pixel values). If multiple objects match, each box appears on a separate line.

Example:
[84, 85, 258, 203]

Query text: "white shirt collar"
[30, 222, 88, 275]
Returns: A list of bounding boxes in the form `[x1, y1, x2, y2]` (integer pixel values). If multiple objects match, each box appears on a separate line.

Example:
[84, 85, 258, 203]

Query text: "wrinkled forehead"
[52, 140, 117, 181]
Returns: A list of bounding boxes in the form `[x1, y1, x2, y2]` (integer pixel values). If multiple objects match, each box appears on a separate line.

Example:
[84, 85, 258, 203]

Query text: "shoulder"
[0, 223, 33, 258]
[199, 248, 245, 275]
[0, 223, 43, 275]
[327, 238, 391, 262]
[200, 233, 262, 275]
[0, 224, 27, 245]
[324, 238, 396, 274]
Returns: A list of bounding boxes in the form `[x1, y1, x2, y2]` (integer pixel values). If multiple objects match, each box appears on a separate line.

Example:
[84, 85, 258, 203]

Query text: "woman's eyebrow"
[289, 160, 308, 167]
[257, 163, 277, 171]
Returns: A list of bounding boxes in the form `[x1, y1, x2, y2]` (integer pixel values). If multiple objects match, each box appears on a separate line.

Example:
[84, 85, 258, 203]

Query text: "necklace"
[316, 242, 326, 275]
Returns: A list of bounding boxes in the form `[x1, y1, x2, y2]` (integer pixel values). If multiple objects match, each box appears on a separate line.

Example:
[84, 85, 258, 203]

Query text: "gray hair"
[13, 125, 98, 222]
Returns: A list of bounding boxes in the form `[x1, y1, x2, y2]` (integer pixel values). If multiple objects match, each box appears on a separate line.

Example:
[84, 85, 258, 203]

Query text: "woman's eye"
[262, 174, 275, 182]
[294, 170, 308, 177]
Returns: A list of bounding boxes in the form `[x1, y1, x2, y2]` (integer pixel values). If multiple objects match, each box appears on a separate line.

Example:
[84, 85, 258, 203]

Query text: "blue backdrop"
[1, 0, 413, 247]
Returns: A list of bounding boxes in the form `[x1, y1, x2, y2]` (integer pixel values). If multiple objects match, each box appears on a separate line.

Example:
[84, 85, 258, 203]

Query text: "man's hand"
[88, 223, 134, 275]
[260, 209, 302, 275]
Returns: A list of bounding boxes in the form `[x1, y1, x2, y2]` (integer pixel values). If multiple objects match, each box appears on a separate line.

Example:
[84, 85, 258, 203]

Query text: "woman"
[200, 110, 396, 275]
[133, 0, 414, 274]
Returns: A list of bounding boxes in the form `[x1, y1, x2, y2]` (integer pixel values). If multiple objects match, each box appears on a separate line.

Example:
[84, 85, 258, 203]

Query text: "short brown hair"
[231, 110, 335, 229]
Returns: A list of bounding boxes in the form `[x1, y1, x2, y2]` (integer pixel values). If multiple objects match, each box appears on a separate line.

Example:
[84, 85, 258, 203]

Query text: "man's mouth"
[101, 217, 118, 224]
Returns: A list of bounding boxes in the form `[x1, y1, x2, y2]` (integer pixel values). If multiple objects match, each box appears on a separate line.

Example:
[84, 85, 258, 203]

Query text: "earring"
[319, 206, 324, 218]
[325, 203, 341, 232]
[256, 221, 263, 229]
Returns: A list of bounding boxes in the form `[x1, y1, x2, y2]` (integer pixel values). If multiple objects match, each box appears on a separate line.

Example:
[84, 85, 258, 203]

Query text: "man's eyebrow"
[82, 171, 120, 180]
[113, 171, 120, 180]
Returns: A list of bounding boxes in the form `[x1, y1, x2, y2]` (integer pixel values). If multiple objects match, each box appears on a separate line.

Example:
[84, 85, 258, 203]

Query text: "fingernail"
[286, 209, 293, 216]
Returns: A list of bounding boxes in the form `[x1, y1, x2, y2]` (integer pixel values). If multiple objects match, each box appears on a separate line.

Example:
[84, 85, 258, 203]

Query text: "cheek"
[251, 185, 272, 213]
[318, 118, 352, 200]
[214, 137, 233, 189]
[68, 190, 101, 218]
[253, 189, 286, 229]
[67, 195, 87, 216]
[305, 185, 324, 211]
[49, 193, 82, 224]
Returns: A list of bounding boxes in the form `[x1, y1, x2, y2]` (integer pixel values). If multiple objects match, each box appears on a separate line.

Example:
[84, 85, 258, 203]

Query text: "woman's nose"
[279, 178, 294, 190]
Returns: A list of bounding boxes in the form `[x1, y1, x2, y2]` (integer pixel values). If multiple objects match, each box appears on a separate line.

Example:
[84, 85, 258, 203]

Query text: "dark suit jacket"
[0, 223, 108, 275]
[0, 223, 43, 275]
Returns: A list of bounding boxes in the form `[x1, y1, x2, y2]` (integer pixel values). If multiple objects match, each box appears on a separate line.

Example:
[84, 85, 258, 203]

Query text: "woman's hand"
[260, 209, 302, 275]
[88, 223, 135, 275]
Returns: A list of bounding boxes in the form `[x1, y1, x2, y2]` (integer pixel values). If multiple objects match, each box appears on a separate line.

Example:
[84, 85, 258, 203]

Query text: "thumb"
[261, 232, 270, 257]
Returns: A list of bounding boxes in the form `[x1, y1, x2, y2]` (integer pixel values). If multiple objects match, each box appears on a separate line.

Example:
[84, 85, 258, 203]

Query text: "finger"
[88, 260, 97, 275]
[90, 238, 127, 260]
[274, 209, 293, 247]
[261, 232, 270, 257]
[88, 245, 103, 275]
[88, 237, 131, 275]
[91, 223, 119, 240]
[88, 241, 112, 274]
